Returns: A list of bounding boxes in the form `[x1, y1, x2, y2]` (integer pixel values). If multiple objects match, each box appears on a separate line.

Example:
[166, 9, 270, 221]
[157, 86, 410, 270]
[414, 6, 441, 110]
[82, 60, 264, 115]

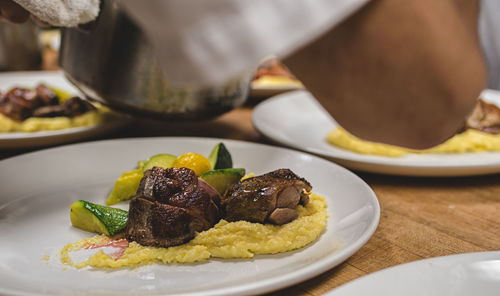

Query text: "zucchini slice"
[200, 168, 245, 194]
[142, 154, 177, 171]
[208, 142, 233, 170]
[70, 200, 128, 236]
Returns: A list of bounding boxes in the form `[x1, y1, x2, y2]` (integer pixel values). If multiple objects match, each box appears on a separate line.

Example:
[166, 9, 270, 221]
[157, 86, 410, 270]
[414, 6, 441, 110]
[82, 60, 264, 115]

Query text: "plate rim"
[0, 136, 380, 296]
[326, 251, 500, 295]
[0, 70, 129, 149]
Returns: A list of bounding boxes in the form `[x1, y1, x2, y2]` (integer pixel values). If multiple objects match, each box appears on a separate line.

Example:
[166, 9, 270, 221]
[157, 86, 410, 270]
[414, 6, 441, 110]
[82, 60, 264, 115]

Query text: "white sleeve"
[116, 0, 370, 87]
[479, 0, 500, 90]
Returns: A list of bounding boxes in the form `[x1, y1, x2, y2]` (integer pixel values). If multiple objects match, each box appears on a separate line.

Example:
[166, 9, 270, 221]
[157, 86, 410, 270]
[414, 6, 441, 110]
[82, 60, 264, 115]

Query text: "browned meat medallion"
[126, 167, 221, 247]
[222, 169, 312, 225]
[0, 87, 40, 121]
[466, 99, 500, 134]
[0, 84, 59, 121]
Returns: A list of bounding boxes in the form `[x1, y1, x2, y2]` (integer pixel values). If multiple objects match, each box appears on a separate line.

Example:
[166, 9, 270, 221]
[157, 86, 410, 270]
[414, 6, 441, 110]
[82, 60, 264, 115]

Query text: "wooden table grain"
[1, 104, 499, 295]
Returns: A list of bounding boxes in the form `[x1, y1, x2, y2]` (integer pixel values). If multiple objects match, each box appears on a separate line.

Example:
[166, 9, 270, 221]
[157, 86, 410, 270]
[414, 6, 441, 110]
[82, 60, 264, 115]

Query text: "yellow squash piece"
[172, 153, 212, 176]
[105, 169, 143, 205]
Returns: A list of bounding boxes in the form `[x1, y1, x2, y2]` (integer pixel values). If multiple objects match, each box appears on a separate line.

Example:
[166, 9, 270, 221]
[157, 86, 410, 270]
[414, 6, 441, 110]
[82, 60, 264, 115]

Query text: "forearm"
[284, 0, 487, 149]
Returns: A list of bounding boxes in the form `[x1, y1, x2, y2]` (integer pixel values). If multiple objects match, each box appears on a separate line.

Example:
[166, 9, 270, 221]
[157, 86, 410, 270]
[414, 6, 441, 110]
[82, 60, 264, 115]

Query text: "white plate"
[0, 137, 379, 296]
[0, 71, 128, 149]
[252, 90, 500, 176]
[327, 251, 500, 296]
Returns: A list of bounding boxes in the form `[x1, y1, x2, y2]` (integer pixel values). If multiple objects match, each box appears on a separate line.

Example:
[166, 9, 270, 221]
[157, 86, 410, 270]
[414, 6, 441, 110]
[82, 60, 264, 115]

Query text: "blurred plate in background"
[0, 71, 129, 149]
[327, 251, 500, 296]
[252, 89, 500, 176]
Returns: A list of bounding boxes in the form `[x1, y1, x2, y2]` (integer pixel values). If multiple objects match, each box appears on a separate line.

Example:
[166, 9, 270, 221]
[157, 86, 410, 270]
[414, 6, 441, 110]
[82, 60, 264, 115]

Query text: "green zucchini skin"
[200, 168, 245, 195]
[71, 200, 128, 236]
[142, 154, 177, 171]
[209, 143, 233, 170]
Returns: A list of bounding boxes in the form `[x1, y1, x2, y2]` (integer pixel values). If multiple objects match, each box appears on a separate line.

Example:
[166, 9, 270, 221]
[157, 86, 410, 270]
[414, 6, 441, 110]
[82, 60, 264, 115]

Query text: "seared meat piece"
[466, 99, 500, 134]
[0, 84, 62, 120]
[35, 84, 59, 106]
[268, 208, 299, 225]
[126, 167, 221, 248]
[0, 84, 96, 120]
[32, 105, 65, 117]
[198, 178, 221, 208]
[0, 87, 37, 120]
[127, 196, 197, 247]
[222, 169, 312, 225]
[33, 96, 96, 118]
[62, 97, 96, 117]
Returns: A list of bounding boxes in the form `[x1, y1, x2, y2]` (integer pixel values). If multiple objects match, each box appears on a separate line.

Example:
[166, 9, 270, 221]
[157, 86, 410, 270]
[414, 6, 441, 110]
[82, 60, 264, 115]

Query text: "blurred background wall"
[0, 20, 59, 71]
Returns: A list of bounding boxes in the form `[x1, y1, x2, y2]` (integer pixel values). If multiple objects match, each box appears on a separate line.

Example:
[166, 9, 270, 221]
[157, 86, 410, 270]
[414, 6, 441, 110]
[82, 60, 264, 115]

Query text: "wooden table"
[1, 103, 499, 295]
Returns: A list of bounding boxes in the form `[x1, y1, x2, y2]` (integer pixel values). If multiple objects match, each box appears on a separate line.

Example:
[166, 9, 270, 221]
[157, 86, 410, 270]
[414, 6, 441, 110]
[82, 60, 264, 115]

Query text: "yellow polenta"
[59, 193, 328, 269]
[0, 107, 110, 133]
[326, 127, 500, 157]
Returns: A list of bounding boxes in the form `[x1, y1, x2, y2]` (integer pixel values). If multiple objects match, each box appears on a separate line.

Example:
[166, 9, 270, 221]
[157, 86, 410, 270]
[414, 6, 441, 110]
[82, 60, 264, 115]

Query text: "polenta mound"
[59, 193, 328, 269]
[327, 127, 500, 157]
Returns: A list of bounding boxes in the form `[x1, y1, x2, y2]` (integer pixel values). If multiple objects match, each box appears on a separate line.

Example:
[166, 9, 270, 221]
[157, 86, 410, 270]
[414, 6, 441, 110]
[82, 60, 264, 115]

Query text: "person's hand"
[0, 0, 29, 23]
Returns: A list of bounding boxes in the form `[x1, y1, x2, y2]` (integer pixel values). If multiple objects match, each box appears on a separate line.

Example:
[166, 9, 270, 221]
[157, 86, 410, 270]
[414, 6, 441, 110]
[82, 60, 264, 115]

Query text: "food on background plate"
[59, 143, 328, 269]
[0, 84, 114, 133]
[326, 99, 500, 157]
[465, 99, 500, 134]
[252, 57, 303, 88]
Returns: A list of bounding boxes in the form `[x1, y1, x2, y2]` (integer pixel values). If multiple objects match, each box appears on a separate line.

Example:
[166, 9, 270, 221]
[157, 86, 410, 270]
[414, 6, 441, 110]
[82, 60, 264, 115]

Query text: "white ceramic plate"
[252, 89, 500, 176]
[0, 137, 379, 296]
[327, 251, 500, 296]
[0, 71, 128, 149]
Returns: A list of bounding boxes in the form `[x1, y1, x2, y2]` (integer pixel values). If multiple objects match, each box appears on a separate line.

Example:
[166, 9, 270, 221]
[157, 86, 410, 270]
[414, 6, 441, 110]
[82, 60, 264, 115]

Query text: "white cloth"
[480, 0, 500, 90]
[118, 0, 500, 89]
[15, 0, 499, 90]
[12, 0, 99, 27]
[117, 0, 370, 87]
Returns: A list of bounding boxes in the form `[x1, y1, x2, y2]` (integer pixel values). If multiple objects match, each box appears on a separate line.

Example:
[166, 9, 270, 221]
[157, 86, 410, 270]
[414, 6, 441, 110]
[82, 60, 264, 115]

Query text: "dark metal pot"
[59, 0, 250, 120]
